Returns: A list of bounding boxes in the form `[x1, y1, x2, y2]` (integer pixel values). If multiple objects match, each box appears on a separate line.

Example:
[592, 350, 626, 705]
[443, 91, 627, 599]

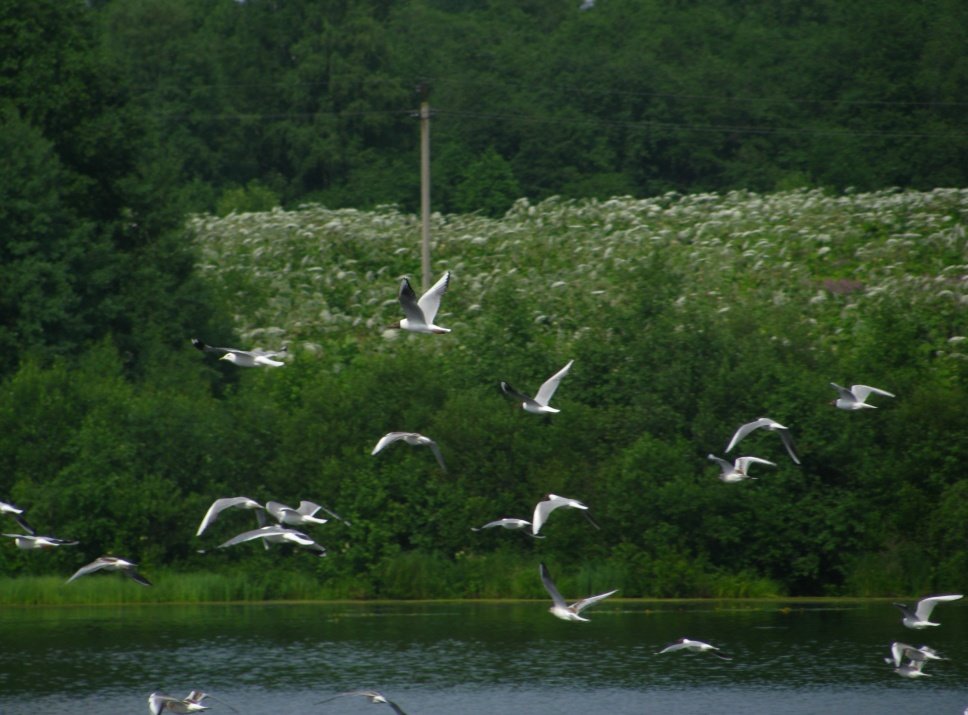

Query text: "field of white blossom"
[190, 188, 967, 363]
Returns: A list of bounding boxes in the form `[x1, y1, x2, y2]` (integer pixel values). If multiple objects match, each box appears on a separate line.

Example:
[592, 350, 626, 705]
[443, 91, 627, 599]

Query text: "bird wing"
[500, 381, 536, 406]
[657, 640, 688, 654]
[309, 502, 351, 526]
[894, 602, 917, 620]
[251, 345, 287, 359]
[473, 519, 508, 531]
[218, 526, 289, 548]
[427, 440, 447, 472]
[196, 497, 262, 536]
[534, 360, 574, 407]
[372, 432, 409, 455]
[297, 501, 322, 517]
[51, 536, 78, 546]
[383, 698, 410, 715]
[124, 567, 153, 587]
[149, 694, 178, 715]
[776, 428, 801, 464]
[416, 271, 451, 324]
[531, 497, 562, 535]
[539, 562, 568, 608]
[191, 338, 253, 357]
[265, 501, 295, 521]
[915, 594, 963, 621]
[67, 557, 112, 582]
[12, 513, 36, 536]
[851, 384, 895, 402]
[397, 278, 427, 325]
[830, 382, 855, 401]
[572, 588, 618, 614]
[735, 456, 776, 471]
[725, 418, 772, 453]
[707, 454, 734, 475]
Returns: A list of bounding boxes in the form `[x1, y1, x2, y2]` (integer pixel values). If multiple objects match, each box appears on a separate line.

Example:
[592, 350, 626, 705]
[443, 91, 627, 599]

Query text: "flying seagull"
[191, 338, 287, 367]
[266, 500, 333, 528]
[471, 518, 543, 538]
[830, 383, 895, 410]
[0, 500, 36, 535]
[893, 658, 931, 679]
[371, 432, 447, 471]
[148, 692, 209, 715]
[532, 493, 598, 536]
[886, 642, 945, 668]
[501, 360, 574, 414]
[657, 638, 732, 660]
[707, 454, 775, 483]
[217, 525, 326, 556]
[67, 556, 152, 586]
[316, 690, 409, 715]
[3, 533, 78, 550]
[391, 271, 451, 334]
[539, 562, 617, 622]
[894, 594, 963, 629]
[726, 417, 800, 465]
[196, 497, 267, 537]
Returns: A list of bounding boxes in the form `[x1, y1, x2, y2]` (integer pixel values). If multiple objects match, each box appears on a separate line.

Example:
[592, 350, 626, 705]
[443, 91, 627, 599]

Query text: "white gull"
[501, 360, 574, 414]
[539, 562, 617, 622]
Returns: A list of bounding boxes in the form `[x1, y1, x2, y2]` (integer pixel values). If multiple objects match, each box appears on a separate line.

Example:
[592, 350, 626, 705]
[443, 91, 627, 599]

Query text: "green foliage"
[2, 189, 965, 602]
[216, 181, 281, 216]
[452, 148, 522, 217]
[70, 0, 968, 211]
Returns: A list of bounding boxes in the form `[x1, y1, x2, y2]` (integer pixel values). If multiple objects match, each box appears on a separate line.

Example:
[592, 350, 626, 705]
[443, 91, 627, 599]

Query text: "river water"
[1, 600, 965, 714]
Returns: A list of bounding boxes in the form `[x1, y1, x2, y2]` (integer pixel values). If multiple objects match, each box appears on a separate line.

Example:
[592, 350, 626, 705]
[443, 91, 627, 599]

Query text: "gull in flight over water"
[1, 500, 36, 535]
[886, 642, 945, 669]
[218, 525, 326, 556]
[148, 691, 209, 715]
[149, 690, 237, 715]
[532, 493, 599, 536]
[657, 638, 733, 660]
[316, 690, 409, 715]
[3, 533, 78, 550]
[707, 454, 775, 483]
[830, 383, 895, 410]
[539, 562, 617, 622]
[196, 497, 267, 537]
[726, 417, 800, 465]
[67, 556, 152, 586]
[894, 594, 963, 629]
[191, 338, 287, 367]
[893, 657, 931, 679]
[371, 432, 447, 471]
[391, 272, 451, 334]
[501, 360, 574, 414]
[471, 518, 543, 537]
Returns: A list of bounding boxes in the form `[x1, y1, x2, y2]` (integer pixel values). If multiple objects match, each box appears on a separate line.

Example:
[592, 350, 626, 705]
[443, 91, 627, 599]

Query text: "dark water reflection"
[1, 600, 966, 714]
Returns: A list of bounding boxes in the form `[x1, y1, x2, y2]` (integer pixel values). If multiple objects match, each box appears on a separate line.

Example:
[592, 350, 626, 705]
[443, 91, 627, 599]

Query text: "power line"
[127, 73, 968, 109]
[423, 75, 968, 109]
[433, 109, 968, 140]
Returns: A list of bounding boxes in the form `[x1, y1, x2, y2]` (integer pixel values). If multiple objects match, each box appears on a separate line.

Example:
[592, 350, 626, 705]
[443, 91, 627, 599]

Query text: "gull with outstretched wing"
[539, 562, 617, 622]
[501, 360, 574, 414]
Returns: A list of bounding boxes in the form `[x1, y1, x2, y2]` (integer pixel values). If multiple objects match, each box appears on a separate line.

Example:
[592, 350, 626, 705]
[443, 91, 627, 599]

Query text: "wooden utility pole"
[417, 82, 432, 292]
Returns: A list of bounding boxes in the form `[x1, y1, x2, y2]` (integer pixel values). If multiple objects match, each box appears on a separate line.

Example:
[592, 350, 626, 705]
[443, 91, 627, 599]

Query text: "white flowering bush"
[190, 188, 967, 363]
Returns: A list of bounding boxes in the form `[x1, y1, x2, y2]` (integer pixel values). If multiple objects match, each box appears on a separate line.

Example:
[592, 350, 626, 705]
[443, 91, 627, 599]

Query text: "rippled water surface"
[1, 600, 966, 714]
